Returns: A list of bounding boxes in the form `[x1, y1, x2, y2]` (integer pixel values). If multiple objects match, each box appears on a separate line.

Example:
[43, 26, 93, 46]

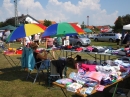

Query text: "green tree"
[4, 18, 15, 26]
[122, 14, 130, 25]
[0, 22, 4, 27]
[93, 26, 100, 33]
[43, 19, 52, 27]
[0, 17, 15, 27]
[114, 16, 123, 32]
[80, 21, 86, 29]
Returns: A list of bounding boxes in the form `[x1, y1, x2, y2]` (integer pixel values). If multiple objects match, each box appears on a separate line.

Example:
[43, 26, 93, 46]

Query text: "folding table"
[53, 74, 130, 97]
[3, 53, 22, 68]
[63, 50, 121, 64]
[52, 50, 129, 97]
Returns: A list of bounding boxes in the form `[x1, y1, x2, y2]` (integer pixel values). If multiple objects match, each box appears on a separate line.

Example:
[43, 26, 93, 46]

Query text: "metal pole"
[87, 16, 89, 26]
[14, 0, 18, 26]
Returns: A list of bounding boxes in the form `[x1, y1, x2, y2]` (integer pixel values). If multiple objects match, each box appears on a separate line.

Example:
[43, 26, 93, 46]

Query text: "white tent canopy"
[123, 24, 130, 30]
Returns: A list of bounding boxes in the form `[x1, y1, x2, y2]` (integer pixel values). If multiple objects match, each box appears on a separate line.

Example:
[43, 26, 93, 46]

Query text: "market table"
[63, 50, 121, 64]
[3, 53, 22, 68]
[53, 74, 130, 97]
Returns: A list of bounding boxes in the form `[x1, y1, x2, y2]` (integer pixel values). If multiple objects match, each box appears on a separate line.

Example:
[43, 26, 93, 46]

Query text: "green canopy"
[0, 25, 16, 30]
[83, 28, 92, 33]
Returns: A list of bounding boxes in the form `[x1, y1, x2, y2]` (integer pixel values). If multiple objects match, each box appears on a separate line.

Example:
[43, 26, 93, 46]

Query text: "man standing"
[115, 32, 122, 45]
[45, 37, 55, 59]
[122, 31, 130, 44]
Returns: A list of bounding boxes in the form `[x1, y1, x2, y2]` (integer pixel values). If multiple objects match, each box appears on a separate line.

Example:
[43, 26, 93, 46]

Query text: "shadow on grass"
[0, 66, 51, 87]
[0, 67, 28, 81]
[0, 65, 72, 89]
[1, 66, 130, 97]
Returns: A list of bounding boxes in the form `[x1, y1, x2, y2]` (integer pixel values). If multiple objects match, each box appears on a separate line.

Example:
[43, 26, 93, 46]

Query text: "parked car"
[88, 34, 98, 39]
[69, 34, 91, 46]
[94, 33, 116, 42]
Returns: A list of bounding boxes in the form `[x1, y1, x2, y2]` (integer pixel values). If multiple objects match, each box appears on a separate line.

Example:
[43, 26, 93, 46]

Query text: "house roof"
[38, 20, 44, 24]
[86, 25, 94, 29]
[38, 20, 56, 24]
[96, 26, 103, 29]
[38, 21, 79, 25]
[6, 14, 40, 24]
[51, 21, 56, 24]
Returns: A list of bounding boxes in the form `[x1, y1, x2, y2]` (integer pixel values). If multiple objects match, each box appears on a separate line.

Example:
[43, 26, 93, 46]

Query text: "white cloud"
[0, 0, 14, 21]
[92, 10, 118, 25]
[0, 0, 118, 26]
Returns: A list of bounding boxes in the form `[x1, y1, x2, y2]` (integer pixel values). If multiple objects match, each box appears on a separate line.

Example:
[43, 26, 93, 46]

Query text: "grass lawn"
[0, 40, 130, 97]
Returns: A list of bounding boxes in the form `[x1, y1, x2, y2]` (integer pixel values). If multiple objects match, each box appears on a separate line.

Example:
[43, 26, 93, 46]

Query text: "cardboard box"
[109, 87, 130, 97]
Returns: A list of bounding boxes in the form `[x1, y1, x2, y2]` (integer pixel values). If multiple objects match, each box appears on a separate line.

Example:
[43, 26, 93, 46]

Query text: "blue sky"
[0, 0, 129, 26]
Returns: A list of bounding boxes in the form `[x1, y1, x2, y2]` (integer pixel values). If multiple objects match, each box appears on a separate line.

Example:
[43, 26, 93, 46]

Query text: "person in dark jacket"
[122, 31, 130, 44]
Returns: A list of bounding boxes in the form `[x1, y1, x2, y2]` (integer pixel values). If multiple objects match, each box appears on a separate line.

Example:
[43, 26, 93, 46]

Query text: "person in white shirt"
[3, 29, 11, 48]
[63, 36, 70, 46]
[23, 36, 32, 47]
[3, 30, 10, 41]
[33, 34, 40, 46]
[0, 31, 3, 40]
[115, 32, 122, 45]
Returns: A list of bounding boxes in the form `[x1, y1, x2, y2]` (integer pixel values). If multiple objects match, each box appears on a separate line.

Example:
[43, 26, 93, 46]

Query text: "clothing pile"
[55, 58, 130, 95]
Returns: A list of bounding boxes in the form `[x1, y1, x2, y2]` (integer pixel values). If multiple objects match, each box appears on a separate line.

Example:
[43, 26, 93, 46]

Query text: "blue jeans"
[39, 60, 50, 69]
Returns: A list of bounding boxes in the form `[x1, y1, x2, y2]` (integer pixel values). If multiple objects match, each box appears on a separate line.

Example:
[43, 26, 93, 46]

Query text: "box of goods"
[4, 50, 15, 55]
[16, 50, 23, 54]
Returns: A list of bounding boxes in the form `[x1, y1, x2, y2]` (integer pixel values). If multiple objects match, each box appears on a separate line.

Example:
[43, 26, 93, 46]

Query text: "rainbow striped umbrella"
[42, 22, 85, 37]
[7, 23, 46, 42]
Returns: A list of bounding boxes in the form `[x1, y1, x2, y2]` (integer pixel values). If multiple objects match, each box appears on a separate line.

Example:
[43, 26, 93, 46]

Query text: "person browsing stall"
[45, 37, 54, 49]
[45, 37, 56, 59]
[63, 36, 70, 46]
[3, 29, 11, 48]
[23, 36, 32, 47]
[30, 43, 48, 68]
[123, 31, 130, 44]
[115, 32, 122, 45]
[33, 34, 40, 46]
[55, 37, 62, 47]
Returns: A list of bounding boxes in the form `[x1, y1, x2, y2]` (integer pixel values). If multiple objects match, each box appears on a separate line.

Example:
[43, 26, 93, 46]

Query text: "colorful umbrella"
[7, 23, 46, 42]
[42, 22, 85, 37]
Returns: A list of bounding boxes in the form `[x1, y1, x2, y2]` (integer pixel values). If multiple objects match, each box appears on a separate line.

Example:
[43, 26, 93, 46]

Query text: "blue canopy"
[83, 28, 92, 33]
